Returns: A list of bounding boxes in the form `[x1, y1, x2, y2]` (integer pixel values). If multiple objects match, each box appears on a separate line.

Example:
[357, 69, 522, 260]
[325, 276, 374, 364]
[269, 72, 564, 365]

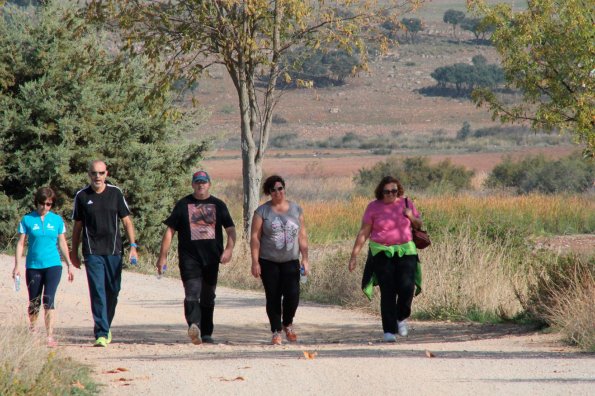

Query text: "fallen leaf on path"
[71, 381, 85, 390]
[105, 368, 130, 374]
[219, 376, 245, 382]
[425, 350, 436, 358]
[303, 351, 318, 360]
[113, 378, 132, 382]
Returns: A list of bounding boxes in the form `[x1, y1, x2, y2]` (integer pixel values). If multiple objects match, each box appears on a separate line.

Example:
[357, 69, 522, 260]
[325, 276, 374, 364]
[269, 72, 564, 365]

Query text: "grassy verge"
[0, 315, 99, 395]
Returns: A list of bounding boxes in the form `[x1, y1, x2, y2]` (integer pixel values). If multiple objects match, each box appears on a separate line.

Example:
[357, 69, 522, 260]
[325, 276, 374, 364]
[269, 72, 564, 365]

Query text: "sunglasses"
[89, 171, 106, 176]
[270, 186, 285, 193]
[40, 202, 53, 207]
[382, 189, 399, 195]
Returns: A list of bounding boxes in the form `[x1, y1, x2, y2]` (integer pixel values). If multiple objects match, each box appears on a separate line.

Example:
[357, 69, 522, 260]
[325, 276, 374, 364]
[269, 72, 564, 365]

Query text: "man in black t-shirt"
[156, 170, 236, 345]
[71, 160, 138, 347]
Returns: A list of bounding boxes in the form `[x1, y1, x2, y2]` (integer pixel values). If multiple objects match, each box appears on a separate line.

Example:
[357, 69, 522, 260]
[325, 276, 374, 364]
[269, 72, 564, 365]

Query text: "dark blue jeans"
[84, 255, 122, 339]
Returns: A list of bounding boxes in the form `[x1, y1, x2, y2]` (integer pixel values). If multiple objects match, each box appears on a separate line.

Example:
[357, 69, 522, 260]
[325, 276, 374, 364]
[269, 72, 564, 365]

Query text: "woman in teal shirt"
[12, 187, 74, 347]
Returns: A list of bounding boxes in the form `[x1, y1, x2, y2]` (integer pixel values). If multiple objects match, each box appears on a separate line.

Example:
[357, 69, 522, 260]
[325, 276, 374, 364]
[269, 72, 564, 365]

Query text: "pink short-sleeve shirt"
[362, 198, 420, 246]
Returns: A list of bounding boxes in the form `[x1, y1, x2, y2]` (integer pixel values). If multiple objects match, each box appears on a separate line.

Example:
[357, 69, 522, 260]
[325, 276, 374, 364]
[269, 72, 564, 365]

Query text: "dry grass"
[0, 309, 98, 395]
[413, 221, 523, 320]
[527, 255, 595, 351]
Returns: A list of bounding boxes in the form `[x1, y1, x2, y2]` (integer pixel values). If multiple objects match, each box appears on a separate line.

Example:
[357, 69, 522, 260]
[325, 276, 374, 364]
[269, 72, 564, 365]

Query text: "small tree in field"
[443, 9, 465, 38]
[469, 0, 594, 156]
[87, 0, 424, 235]
[401, 17, 423, 43]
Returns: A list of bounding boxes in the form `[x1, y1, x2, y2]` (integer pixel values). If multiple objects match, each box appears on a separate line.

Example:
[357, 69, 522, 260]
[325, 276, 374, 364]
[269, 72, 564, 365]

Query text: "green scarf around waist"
[362, 240, 422, 300]
[369, 240, 417, 257]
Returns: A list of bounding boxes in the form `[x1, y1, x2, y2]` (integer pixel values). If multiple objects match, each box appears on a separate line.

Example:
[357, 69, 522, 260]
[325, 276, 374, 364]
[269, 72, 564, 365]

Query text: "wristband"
[130, 243, 138, 248]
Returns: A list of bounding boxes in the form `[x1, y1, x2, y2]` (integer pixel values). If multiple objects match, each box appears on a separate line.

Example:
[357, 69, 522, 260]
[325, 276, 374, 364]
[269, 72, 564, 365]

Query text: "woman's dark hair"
[262, 175, 285, 196]
[34, 187, 56, 206]
[374, 176, 404, 200]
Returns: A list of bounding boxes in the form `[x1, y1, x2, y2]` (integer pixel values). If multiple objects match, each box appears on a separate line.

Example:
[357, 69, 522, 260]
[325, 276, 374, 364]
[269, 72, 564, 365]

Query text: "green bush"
[485, 154, 594, 194]
[269, 132, 299, 148]
[354, 156, 474, 194]
[0, 3, 208, 251]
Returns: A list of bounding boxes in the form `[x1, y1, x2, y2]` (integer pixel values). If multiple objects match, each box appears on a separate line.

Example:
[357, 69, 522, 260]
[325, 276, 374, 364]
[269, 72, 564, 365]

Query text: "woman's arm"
[298, 213, 309, 275]
[250, 213, 263, 278]
[404, 200, 423, 230]
[13, 233, 26, 279]
[348, 222, 372, 272]
[58, 233, 74, 282]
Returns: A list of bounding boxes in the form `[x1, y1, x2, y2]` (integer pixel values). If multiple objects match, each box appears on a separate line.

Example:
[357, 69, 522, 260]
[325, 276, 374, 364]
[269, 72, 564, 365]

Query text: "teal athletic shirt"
[18, 211, 65, 269]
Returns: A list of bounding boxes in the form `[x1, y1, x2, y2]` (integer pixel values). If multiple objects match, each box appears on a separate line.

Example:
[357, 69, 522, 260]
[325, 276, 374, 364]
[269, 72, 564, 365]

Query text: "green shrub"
[269, 132, 299, 148]
[0, 3, 208, 252]
[485, 154, 594, 194]
[354, 156, 474, 194]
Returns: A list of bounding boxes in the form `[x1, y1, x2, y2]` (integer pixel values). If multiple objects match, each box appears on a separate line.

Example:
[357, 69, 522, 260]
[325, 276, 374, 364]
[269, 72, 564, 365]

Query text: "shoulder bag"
[405, 197, 431, 250]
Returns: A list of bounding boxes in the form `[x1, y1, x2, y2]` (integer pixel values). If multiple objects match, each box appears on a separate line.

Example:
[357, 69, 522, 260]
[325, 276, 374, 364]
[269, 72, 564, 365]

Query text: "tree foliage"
[443, 9, 465, 38]
[0, 3, 208, 249]
[276, 48, 361, 88]
[485, 154, 594, 194]
[401, 17, 423, 43]
[460, 16, 494, 42]
[430, 55, 504, 95]
[469, 0, 595, 155]
[86, 0, 425, 235]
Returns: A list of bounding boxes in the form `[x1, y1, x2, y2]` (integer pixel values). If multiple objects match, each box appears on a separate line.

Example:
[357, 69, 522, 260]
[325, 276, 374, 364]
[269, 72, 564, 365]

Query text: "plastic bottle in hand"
[157, 265, 167, 279]
[14, 275, 20, 292]
[130, 256, 138, 266]
[300, 266, 307, 284]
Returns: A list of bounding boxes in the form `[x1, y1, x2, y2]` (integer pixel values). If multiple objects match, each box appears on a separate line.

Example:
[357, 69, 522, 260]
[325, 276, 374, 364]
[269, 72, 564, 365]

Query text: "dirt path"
[1, 254, 593, 395]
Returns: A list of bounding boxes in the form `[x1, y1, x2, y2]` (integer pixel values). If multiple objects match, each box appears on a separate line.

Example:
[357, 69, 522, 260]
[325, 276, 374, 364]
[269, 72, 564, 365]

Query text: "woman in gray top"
[250, 175, 309, 345]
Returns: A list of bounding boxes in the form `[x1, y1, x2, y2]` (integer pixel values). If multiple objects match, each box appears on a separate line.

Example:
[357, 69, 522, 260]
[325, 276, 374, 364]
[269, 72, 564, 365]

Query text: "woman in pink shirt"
[348, 176, 423, 342]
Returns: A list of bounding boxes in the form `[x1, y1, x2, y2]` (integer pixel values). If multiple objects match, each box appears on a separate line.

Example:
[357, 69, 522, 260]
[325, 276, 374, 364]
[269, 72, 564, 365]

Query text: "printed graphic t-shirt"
[254, 201, 303, 263]
[72, 184, 131, 256]
[18, 211, 65, 269]
[164, 194, 235, 280]
[362, 198, 420, 246]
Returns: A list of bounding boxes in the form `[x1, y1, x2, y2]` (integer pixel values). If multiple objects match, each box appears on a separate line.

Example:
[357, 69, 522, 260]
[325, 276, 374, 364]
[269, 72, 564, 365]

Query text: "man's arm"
[70, 220, 83, 269]
[156, 226, 175, 275]
[220, 226, 236, 264]
[121, 215, 137, 261]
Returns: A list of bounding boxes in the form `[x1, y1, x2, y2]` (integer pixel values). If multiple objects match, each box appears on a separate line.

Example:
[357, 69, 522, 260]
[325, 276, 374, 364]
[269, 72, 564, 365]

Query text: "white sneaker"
[383, 332, 396, 342]
[188, 323, 202, 345]
[397, 320, 408, 337]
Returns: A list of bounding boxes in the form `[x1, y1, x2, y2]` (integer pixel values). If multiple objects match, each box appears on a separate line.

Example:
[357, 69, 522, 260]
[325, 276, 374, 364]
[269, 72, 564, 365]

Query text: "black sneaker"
[202, 335, 214, 344]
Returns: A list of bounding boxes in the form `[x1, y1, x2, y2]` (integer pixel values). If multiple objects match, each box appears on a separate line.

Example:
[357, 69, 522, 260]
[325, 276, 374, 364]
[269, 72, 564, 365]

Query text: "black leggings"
[26, 266, 62, 315]
[368, 251, 417, 334]
[259, 258, 300, 333]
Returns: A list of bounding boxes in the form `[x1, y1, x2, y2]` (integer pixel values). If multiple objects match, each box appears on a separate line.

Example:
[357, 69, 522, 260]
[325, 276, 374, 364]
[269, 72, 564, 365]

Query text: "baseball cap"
[192, 170, 210, 183]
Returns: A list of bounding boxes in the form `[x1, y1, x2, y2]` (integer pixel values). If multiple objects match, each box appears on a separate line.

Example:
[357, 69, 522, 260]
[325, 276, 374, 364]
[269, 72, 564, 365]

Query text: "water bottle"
[300, 266, 307, 284]
[14, 275, 20, 292]
[157, 265, 167, 280]
[130, 256, 138, 266]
